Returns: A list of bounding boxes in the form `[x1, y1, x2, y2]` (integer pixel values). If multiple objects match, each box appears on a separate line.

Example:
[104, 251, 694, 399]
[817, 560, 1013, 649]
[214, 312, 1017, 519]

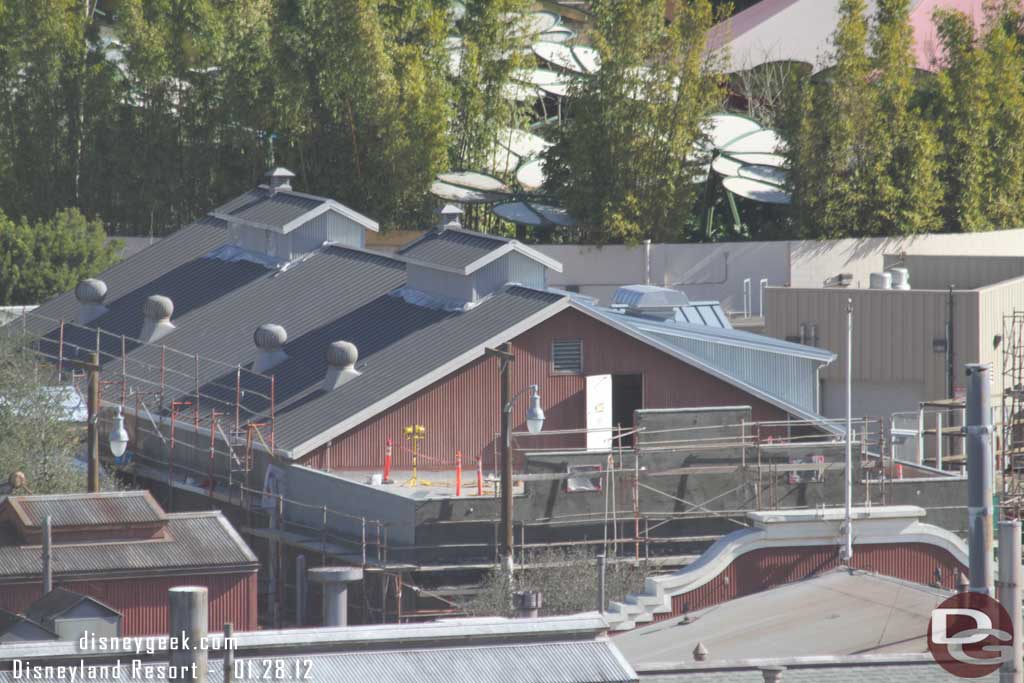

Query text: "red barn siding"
[0, 572, 256, 636]
[302, 308, 788, 471]
[626, 543, 967, 627]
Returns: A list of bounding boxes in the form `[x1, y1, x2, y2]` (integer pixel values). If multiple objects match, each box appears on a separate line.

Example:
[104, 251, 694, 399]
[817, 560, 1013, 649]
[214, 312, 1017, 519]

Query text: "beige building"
[763, 255, 1024, 421]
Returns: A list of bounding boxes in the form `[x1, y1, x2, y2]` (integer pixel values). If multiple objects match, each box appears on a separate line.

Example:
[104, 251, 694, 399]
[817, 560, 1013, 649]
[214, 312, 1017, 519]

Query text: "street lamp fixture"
[109, 405, 129, 458]
[525, 385, 545, 434]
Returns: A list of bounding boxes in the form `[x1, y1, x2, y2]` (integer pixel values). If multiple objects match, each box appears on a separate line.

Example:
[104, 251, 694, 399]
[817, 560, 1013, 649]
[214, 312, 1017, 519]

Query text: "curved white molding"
[607, 506, 968, 631]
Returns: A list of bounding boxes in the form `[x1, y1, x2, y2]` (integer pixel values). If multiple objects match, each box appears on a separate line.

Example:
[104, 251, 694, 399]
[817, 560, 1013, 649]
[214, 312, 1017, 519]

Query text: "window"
[552, 339, 583, 374]
[565, 464, 603, 492]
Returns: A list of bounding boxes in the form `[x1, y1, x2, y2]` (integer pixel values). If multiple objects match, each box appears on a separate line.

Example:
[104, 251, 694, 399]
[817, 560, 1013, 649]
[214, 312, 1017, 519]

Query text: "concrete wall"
[883, 254, 1024, 291]
[537, 228, 1024, 310]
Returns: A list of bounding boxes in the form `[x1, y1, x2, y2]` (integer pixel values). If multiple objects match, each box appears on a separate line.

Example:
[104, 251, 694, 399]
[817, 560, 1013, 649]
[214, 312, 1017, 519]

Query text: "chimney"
[75, 279, 108, 324]
[512, 591, 542, 618]
[323, 341, 360, 391]
[168, 586, 208, 683]
[308, 567, 363, 627]
[265, 167, 295, 194]
[437, 204, 463, 231]
[692, 642, 708, 662]
[42, 515, 52, 594]
[253, 324, 288, 374]
[141, 295, 175, 343]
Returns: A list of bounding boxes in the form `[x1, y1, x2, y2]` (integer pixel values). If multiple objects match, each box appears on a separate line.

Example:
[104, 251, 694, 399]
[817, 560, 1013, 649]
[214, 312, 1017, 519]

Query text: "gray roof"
[615, 570, 947, 669]
[26, 228, 568, 457]
[5, 491, 165, 528]
[398, 227, 564, 274]
[0, 614, 638, 683]
[24, 588, 118, 623]
[640, 660, 996, 682]
[0, 512, 257, 579]
[210, 186, 380, 234]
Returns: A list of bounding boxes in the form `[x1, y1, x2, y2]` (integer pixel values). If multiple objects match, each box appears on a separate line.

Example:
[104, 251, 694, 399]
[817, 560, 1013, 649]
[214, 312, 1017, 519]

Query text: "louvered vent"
[551, 339, 583, 374]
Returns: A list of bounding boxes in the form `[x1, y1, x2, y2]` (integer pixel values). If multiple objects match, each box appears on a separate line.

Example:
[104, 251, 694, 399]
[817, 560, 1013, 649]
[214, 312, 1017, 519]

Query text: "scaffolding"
[1002, 311, 1024, 510]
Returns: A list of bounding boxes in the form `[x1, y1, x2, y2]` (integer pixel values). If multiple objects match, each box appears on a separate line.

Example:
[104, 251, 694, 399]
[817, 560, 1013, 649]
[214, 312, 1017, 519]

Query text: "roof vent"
[612, 285, 691, 321]
[264, 167, 295, 194]
[323, 341, 360, 391]
[140, 295, 175, 342]
[253, 324, 288, 373]
[437, 204, 463, 231]
[869, 272, 892, 290]
[74, 279, 108, 324]
[888, 266, 910, 290]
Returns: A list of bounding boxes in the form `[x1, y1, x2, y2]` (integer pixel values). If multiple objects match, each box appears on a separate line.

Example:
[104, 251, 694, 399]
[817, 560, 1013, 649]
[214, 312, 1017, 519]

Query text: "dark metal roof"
[398, 227, 513, 270]
[0, 512, 257, 579]
[27, 238, 565, 455]
[212, 188, 323, 229]
[24, 588, 118, 623]
[6, 491, 164, 528]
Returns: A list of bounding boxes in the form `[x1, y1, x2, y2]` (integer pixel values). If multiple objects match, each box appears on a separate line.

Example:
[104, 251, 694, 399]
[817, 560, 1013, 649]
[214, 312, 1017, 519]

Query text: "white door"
[586, 374, 613, 450]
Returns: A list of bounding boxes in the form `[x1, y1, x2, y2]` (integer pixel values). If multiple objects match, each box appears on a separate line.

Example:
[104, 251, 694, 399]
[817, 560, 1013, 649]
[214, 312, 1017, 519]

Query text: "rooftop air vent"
[140, 295, 175, 343]
[437, 204, 463, 231]
[253, 324, 288, 373]
[612, 284, 690, 320]
[323, 341, 360, 391]
[869, 272, 892, 290]
[264, 167, 295, 194]
[75, 279, 108, 324]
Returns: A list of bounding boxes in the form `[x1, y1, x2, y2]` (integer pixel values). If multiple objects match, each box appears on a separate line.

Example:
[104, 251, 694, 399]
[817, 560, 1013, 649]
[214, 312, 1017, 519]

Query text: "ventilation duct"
[253, 324, 288, 373]
[869, 272, 892, 290]
[323, 341, 360, 391]
[75, 279, 108, 324]
[140, 295, 175, 343]
[889, 267, 910, 290]
[264, 167, 295, 194]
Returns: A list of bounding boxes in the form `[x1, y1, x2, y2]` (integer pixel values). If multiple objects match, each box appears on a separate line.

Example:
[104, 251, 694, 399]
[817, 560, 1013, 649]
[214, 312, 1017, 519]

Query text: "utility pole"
[485, 344, 516, 575]
[843, 299, 853, 562]
[86, 352, 100, 493]
[966, 363, 994, 595]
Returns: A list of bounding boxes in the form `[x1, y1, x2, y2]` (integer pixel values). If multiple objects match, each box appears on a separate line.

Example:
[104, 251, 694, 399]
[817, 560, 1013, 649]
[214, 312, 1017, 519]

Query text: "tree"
[861, 0, 942, 236]
[466, 546, 649, 617]
[542, 0, 724, 244]
[932, 9, 994, 233]
[0, 334, 114, 494]
[0, 209, 121, 306]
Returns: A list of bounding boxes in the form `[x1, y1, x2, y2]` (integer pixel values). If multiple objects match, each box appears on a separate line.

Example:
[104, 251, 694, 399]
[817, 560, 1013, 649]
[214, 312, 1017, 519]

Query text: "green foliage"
[0, 209, 120, 306]
[0, 334, 121, 494]
[467, 546, 650, 617]
[543, 0, 724, 244]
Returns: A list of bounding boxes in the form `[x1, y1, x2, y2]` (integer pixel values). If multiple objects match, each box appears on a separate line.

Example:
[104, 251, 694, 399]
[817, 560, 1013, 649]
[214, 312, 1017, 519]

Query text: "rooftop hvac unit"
[823, 273, 853, 288]
[869, 272, 892, 290]
[888, 266, 910, 290]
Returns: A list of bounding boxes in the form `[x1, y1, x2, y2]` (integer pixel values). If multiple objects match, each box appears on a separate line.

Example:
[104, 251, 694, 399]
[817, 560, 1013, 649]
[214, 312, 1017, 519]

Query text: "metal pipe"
[87, 352, 99, 493]
[998, 520, 1022, 683]
[917, 405, 925, 465]
[168, 586, 208, 683]
[42, 515, 52, 594]
[967, 363, 994, 595]
[643, 240, 651, 285]
[499, 343, 514, 575]
[947, 286, 955, 399]
[844, 299, 853, 562]
[936, 411, 943, 470]
[512, 591, 541, 618]
[759, 278, 768, 317]
[597, 553, 606, 613]
[295, 555, 307, 627]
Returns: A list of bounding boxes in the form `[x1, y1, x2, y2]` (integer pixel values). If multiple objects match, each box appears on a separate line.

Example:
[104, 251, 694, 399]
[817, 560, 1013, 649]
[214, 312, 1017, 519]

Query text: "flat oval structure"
[704, 113, 762, 151]
[431, 181, 505, 204]
[540, 27, 575, 43]
[436, 171, 509, 193]
[728, 152, 788, 168]
[722, 176, 792, 205]
[493, 201, 545, 226]
[516, 158, 546, 191]
[711, 154, 744, 178]
[531, 203, 576, 227]
[497, 127, 552, 159]
[722, 128, 785, 155]
[738, 164, 787, 187]
[571, 45, 601, 73]
[533, 42, 585, 74]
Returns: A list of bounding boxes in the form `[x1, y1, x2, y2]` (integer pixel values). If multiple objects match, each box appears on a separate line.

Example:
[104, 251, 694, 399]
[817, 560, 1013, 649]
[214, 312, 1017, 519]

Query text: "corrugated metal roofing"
[641, 662, 995, 682]
[9, 491, 164, 527]
[398, 228, 513, 269]
[213, 187, 323, 229]
[0, 513, 257, 579]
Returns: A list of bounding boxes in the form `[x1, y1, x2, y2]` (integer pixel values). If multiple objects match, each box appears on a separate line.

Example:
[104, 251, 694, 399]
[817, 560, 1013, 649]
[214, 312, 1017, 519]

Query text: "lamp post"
[71, 353, 129, 492]
[485, 343, 545, 575]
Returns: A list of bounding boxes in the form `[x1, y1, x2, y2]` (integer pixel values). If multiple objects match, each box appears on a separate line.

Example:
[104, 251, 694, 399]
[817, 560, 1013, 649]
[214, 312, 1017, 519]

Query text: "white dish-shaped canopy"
[431, 181, 506, 204]
[738, 164, 787, 187]
[516, 158, 546, 191]
[722, 176, 792, 205]
[437, 171, 510, 193]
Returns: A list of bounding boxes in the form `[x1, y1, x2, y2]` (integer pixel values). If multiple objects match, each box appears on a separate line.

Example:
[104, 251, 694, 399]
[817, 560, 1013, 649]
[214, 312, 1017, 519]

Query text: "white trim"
[212, 195, 380, 235]
[286, 296, 573, 458]
[569, 301, 842, 435]
[606, 505, 968, 631]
